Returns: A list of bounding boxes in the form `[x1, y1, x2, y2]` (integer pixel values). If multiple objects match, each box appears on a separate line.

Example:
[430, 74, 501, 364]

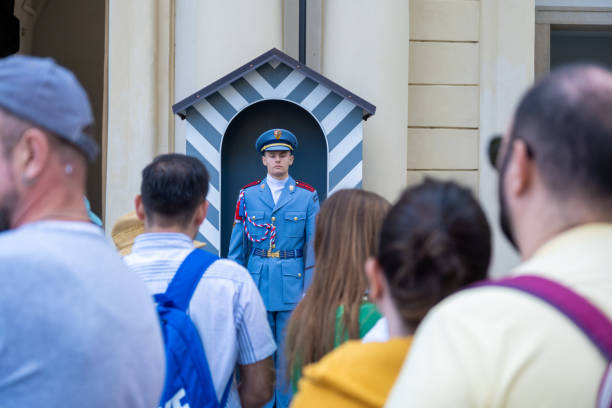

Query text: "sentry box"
[173, 48, 375, 256]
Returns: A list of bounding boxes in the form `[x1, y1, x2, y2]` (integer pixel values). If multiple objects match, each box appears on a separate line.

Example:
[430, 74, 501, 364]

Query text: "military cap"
[255, 128, 298, 154]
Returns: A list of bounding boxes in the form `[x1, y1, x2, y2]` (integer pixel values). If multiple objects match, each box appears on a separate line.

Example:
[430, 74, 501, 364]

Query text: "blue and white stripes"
[185, 59, 366, 254]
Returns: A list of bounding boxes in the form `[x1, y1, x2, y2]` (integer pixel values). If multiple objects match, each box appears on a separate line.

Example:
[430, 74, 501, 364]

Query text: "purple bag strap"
[478, 275, 612, 361]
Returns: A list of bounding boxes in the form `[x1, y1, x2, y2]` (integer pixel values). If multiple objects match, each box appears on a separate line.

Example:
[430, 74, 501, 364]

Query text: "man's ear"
[134, 195, 146, 221]
[365, 257, 385, 302]
[261, 154, 267, 166]
[288, 154, 294, 166]
[507, 139, 532, 196]
[194, 200, 209, 227]
[13, 128, 50, 186]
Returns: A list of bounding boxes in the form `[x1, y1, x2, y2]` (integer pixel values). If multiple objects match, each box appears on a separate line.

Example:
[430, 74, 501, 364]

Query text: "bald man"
[387, 64, 612, 407]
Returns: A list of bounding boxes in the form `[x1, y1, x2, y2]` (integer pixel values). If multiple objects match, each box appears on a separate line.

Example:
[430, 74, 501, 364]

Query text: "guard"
[228, 128, 319, 408]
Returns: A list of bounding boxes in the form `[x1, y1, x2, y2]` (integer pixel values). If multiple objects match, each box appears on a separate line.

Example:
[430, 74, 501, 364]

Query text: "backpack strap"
[477, 275, 612, 361]
[155, 248, 218, 311]
[220, 373, 233, 407]
[478, 275, 612, 408]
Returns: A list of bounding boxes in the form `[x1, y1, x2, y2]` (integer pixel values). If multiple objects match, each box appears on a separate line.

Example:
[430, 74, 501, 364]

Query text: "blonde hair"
[285, 189, 390, 378]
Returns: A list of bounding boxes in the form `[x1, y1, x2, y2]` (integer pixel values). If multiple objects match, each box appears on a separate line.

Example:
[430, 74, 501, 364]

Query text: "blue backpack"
[155, 249, 232, 408]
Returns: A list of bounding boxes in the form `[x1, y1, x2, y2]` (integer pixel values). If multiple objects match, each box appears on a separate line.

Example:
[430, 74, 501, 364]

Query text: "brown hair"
[285, 189, 390, 379]
[378, 179, 491, 330]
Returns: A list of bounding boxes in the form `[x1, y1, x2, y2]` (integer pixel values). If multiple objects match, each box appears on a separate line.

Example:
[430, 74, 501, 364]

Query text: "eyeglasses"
[487, 134, 502, 169]
[487, 133, 535, 170]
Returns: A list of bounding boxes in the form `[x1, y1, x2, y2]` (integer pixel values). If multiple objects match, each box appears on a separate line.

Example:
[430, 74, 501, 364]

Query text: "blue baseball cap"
[255, 128, 298, 154]
[0, 55, 98, 162]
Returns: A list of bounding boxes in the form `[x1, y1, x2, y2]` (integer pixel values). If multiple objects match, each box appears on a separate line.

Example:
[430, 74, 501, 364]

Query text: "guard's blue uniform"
[227, 128, 319, 408]
[228, 176, 318, 310]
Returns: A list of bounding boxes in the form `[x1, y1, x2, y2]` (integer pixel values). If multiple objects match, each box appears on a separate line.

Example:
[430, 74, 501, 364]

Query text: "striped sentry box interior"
[173, 48, 376, 254]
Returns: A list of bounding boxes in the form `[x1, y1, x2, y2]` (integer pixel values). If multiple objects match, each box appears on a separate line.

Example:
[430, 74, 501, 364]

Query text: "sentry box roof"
[172, 48, 376, 120]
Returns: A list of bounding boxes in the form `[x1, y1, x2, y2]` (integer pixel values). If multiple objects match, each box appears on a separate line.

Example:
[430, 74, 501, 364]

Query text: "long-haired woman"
[291, 179, 491, 407]
[285, 189, 390, 390]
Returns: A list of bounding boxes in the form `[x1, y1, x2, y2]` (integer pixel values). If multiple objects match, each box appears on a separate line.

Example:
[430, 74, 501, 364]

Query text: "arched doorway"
[220, 99, 327, 257]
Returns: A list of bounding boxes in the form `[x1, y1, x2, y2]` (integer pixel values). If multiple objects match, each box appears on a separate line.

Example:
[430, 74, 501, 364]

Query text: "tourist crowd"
[0, 55, 610, 408]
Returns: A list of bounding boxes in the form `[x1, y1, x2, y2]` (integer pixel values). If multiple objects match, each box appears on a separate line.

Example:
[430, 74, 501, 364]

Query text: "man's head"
[0, 56, 96, 231]
[255, 128, 297, 180]
[135, 154, 209, 238]
[498, 64, 612, 255]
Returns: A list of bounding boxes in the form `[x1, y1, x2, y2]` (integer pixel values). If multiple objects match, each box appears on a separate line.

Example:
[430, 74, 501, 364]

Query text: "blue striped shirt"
[124, 233, 276, 407]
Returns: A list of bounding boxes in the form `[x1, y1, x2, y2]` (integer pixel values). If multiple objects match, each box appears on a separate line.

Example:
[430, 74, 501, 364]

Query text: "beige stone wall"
[322, 0, 410, 203]
[407, 0, 481, 192]
[105, 0, 175, 231]
[479, 0, 535, 276]
[105, 0, 283, 231]
[174, 0, 283, 155]
[407, 0, 537, 275]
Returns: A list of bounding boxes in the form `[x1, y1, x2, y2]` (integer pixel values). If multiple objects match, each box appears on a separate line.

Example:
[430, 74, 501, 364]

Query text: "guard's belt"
[252, 248, 304, 259]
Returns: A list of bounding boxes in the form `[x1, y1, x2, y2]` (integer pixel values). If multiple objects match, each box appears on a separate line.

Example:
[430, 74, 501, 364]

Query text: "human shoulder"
[295, 180, 319, 206]
[423, 284, 538, 327]
[241, 179, 262, 191]
[295, 180, 316, 193]
[315, 338, 411, 371]
[411, 282, 579, 362]
[0, 228, 27, 256]
[238, 180, 264, 203]
[205, 258, 255, 283]
[0, 222, 109, 264]
[298, 339, 411, 406]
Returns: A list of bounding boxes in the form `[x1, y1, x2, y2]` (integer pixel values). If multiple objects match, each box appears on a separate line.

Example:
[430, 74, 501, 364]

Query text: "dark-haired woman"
[291, 179, 492, 408]
[285, 189, 390, 392]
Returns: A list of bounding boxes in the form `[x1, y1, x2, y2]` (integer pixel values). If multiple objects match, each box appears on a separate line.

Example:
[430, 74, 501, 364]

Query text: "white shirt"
[266, 175, 288, 205]
[386, 224, 612, 408]
[362, 317, 389, 343]
[125, 233, 277, 408]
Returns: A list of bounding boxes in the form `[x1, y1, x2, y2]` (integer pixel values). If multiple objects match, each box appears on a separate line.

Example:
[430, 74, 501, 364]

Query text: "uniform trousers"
[265, 310, 293, 408]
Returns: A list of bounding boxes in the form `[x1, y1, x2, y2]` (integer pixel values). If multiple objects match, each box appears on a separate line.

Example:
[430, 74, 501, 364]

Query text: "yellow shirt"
[292, 337, 412, 408]
[386, 223, 612, 408]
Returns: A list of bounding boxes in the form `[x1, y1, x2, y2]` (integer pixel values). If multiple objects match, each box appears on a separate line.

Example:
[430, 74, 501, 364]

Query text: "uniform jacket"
[228, 175, 319, 311]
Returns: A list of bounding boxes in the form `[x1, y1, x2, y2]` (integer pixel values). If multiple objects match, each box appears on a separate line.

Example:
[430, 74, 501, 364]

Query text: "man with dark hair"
[125, 153, 276, 408]
[0, 55, 165, 406]
[386, 64, 612, 407]
[139, 153, 210, 229]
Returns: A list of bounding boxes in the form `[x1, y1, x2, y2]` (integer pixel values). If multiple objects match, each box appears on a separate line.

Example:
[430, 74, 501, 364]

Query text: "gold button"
[293, 216, 298, 221]
[271, 216, 276, 221]
[298, 273, 302, 278]
[271, 244, 276, 249]
[252, 215, 256, 219]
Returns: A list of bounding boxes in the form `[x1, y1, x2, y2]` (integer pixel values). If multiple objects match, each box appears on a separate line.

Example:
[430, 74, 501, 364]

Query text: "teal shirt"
[334, 302, 382, 347]
[291, 302, 381, 391]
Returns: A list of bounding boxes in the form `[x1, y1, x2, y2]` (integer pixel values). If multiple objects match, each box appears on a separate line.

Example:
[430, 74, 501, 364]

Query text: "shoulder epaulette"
[295, 180, 315, 192]
[241, 179, 262, 190]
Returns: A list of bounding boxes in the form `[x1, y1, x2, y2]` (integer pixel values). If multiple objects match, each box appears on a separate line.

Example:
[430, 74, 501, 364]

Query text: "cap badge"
[274, 129, 282, 140]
